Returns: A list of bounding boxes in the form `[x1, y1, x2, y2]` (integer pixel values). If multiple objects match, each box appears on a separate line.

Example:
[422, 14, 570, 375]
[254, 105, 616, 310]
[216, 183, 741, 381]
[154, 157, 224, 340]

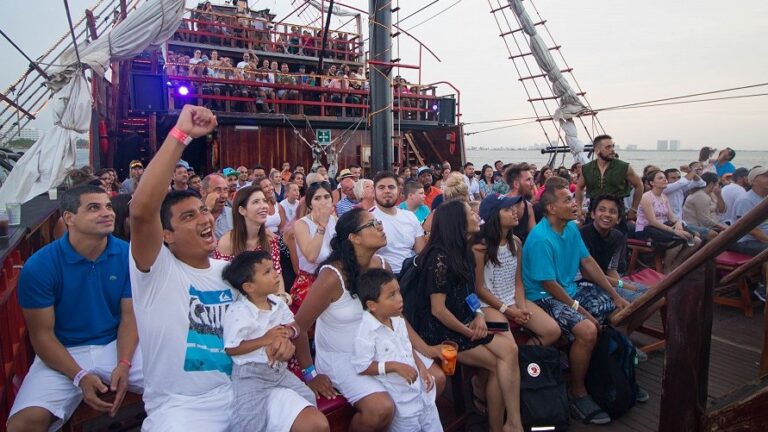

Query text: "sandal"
[571, 395, 611, 425]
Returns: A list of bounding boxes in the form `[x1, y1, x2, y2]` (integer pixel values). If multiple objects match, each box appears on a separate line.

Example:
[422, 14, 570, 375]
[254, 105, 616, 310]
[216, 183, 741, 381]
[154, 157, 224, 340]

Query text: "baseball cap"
[176, 159, 190, 170]
[336, 169, 354, 181]
[732, 167, 749, 180]
[417, 166, 433, 176]
[129, 160, 143, 169]
[222, 167, 238, 177]
[748, 166, 768, 183]
[479, 193, 524, 222]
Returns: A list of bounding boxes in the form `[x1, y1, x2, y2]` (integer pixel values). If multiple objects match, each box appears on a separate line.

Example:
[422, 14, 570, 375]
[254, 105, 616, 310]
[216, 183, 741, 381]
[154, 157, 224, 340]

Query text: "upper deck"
[126, 4, 460, 129]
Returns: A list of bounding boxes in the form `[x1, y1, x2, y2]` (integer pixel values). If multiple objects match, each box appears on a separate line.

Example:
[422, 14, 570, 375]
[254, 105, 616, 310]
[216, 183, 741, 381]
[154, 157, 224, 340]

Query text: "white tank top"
[279, 199, 300, 227]
[264, 202, 282, 233]
[315, 256, 386, 356]
[295, 215, 337, 273]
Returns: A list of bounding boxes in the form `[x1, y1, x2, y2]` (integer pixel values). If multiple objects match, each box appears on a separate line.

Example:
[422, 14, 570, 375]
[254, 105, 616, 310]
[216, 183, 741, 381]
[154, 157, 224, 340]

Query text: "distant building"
[1, 127, 40, 143]
[669, 140, 680, 151]
[657, 140, 669, 151]
[626, 144, 638, 150]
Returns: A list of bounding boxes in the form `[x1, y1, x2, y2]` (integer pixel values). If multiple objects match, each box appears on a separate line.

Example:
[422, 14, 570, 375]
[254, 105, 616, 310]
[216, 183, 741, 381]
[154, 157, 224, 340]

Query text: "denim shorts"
[534, 282, 616, 341]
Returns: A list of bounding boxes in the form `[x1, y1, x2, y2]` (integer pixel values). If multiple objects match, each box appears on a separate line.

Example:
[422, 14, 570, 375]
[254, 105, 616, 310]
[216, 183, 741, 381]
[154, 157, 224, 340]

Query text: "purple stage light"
[177, 86, 190, 96]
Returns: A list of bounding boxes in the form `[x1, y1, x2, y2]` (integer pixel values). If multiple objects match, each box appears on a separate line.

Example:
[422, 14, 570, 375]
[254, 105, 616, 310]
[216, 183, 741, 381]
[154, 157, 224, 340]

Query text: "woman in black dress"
[413, 200, 524, 432]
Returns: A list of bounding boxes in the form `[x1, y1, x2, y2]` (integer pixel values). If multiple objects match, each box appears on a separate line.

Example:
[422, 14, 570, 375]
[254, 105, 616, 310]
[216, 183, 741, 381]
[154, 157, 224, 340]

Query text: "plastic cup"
[440, 341, 458, 376]
[6, 203, 20, 226]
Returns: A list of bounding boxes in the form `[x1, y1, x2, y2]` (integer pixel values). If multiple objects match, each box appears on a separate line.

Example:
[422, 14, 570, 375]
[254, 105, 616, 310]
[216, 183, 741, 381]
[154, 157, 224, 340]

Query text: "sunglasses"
[353, 218, 383, 233]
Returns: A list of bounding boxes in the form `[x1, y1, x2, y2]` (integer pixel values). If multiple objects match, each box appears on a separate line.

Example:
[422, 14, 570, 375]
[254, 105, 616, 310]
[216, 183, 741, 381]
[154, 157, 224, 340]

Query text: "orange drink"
[441, 341, 458, 376]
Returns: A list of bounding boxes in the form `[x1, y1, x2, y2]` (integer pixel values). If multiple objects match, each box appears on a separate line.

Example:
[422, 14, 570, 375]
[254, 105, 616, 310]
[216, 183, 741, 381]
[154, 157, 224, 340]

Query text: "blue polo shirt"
[714, 161, 735, 178]
[18, 233, 131, 347]
[522, 218, 590, 301]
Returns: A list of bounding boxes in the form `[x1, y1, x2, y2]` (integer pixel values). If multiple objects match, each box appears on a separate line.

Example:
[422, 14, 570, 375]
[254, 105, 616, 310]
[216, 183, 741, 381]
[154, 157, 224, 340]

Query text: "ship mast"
[369, 0, 393, 172]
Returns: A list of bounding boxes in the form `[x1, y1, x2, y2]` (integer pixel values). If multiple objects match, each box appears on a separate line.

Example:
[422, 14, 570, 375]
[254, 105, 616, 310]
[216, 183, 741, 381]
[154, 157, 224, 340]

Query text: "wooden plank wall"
[217, 126, 367, 172]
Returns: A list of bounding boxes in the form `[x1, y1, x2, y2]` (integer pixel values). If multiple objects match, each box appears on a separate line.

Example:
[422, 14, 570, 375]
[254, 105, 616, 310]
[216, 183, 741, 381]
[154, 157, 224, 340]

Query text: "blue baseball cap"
[479, 193, 523, 222]
[222, 167, 238, 177]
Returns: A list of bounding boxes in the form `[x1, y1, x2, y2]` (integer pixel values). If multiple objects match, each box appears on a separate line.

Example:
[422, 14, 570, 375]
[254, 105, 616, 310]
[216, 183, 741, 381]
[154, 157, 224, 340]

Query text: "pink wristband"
[169, 127, 193, 145]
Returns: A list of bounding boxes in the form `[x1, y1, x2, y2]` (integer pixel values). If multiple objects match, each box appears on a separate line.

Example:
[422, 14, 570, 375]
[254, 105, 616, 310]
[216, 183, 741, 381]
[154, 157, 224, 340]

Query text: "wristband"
[73, 369, 89, 387]
[169, 126, 193, 146]
[498, 304, 508, 314]
[285, 323, 299, 340]
[118, 359, 132, 368]
[302, 365, 318, 382]
[617, 280, 624, 290]
[475, 309, 485, 318]
[571, 299, 580, 311]
[378, 362, 387, 376]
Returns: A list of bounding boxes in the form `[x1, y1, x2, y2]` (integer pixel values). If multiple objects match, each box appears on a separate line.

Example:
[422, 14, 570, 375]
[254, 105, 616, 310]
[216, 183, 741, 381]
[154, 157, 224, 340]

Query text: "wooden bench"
[625, 268, 667, 353]
[62, 391, 145, 432]
[627, 238, 664, 275]
[714, 251, 760, 317]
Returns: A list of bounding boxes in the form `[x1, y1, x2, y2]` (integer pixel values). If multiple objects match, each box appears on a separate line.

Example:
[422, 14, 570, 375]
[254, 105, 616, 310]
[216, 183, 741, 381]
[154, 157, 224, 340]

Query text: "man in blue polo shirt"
[7, 185, 143, 432]
[523, 177, 629, 426]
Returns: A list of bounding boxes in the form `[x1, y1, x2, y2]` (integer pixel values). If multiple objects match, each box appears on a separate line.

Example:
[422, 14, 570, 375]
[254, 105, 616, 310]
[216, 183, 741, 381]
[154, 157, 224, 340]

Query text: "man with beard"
[371, 172, 426, 276]
[201, 173, 233, 239]
[128, 106, 294, 430]
[504, 162, 537, 243]
[120, 160, 144, 194]
[417, 166, 442, 208]
[171, 163, 191, 193]
[576, 135, 643, 228]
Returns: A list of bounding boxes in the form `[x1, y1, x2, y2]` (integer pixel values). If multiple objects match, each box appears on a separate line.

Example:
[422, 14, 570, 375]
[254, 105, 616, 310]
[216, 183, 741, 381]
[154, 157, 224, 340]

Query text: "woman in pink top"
[635, 170, 701, 272]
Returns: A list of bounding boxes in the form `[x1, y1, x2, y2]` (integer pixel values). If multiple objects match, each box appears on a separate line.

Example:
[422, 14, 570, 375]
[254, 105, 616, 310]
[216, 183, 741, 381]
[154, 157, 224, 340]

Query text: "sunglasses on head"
[353, 218, 383, 233]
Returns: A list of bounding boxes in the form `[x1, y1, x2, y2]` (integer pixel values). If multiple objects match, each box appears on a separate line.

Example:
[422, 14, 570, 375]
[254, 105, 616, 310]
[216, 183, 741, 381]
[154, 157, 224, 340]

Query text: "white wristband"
[378, 362, 387, 376]
[571, 300, 580, 311]
[498, 304, 508, 314]
[73, 369, 89, 387]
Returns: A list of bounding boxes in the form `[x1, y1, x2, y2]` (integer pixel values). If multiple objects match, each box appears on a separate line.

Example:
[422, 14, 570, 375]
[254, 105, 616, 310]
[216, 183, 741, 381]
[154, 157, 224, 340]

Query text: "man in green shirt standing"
[576, 135, 643, 231]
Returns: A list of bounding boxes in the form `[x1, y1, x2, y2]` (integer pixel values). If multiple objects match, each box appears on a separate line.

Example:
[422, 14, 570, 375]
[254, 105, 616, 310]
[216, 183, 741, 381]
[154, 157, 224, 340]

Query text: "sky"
[1, 0, 766, 150]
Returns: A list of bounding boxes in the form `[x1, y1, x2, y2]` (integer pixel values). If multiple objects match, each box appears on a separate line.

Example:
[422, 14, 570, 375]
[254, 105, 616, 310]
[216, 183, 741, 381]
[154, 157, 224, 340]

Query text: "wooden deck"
[456, 302, 765, 432]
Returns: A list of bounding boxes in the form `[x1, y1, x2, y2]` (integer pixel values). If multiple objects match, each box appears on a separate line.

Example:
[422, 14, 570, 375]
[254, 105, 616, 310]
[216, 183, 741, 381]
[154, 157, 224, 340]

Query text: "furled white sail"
[0, 0, 184, 205]
[507, 0, 589, 162]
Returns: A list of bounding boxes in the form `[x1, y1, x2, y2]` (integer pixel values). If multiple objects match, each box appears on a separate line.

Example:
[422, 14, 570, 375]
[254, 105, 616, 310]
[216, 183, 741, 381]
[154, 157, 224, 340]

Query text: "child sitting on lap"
[222, 251, 329, 432]
[351, 269, 443, 432]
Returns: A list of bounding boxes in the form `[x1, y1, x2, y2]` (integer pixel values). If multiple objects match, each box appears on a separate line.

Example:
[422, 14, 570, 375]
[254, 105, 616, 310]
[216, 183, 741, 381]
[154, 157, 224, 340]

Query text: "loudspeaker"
[437, 97, 456, 125]
[130, 73, 168, 112]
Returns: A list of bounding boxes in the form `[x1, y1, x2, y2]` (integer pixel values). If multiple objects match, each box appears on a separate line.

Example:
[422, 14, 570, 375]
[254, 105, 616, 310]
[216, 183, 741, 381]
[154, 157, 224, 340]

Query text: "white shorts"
[141, 384, 233, 432]
[391, 401, 443, 432]
[8, 340, 143, 432]
[266, 388, 313, 432]
[317, 351, 434, 406]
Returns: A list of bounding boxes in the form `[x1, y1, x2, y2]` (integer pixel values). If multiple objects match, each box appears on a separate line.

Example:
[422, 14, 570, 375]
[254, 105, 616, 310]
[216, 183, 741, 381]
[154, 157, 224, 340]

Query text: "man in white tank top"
[371, 172, 426, 275]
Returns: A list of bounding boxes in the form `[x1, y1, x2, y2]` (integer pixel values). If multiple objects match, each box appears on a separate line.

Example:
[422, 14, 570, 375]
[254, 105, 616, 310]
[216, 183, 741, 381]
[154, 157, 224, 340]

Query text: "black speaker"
[130, 73, 168, 113]
[437, 97, 456, 125]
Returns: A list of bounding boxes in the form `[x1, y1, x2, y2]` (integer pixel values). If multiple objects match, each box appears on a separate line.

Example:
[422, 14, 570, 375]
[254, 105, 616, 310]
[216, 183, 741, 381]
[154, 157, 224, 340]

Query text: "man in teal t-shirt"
[398, 180, 430, 224]
[522, 177, 631, 425]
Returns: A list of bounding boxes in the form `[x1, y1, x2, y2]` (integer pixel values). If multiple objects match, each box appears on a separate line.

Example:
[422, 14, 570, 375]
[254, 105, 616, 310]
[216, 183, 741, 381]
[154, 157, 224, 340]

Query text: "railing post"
[659, 259, 716, 432]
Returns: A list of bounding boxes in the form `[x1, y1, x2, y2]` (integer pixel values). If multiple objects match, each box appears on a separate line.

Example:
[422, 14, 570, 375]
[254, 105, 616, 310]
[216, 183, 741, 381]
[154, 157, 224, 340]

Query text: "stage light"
[431, 104, 439, 111]
[177, 86, 189, 96]
[166, 81, 173, 87]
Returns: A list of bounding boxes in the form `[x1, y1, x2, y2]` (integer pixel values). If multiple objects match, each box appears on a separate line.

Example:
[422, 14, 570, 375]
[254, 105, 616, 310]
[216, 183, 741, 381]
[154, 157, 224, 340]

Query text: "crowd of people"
[7, 105, 767, 432]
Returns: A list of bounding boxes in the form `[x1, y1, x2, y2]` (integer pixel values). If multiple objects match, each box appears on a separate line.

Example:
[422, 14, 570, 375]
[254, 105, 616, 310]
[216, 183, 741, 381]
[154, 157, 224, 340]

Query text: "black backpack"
[398, 255, 422, 327]
[585, 326, 639, 420]
[518, 344, 570, 431]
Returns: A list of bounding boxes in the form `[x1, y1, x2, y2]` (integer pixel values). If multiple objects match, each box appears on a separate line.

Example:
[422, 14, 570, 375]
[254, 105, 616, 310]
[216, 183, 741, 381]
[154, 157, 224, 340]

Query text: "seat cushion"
[318, 394, 351, 414]
[627, 238, 649, 247]
[716, 251, 752, 268]
[624, 268, 664, 286]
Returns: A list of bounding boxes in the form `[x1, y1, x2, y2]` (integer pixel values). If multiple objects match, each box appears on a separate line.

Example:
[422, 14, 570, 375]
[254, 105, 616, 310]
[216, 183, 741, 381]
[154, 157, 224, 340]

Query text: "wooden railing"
[611, 195, 768, 431]
[0, 196, 60, 424]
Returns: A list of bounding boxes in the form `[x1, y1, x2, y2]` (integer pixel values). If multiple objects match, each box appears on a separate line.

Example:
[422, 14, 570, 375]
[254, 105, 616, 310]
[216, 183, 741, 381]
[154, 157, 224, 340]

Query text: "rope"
[404, 0, 464, 31]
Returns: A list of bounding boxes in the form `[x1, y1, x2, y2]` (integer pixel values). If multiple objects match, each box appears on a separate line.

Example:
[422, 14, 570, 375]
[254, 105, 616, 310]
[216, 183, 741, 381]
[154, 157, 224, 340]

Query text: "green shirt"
[581, 158, 631, 199]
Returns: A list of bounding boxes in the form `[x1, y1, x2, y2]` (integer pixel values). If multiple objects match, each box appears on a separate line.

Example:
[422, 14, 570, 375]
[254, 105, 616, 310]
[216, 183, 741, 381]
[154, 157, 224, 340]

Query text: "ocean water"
[76, 148, 766, 173]
[464, 149, 768, 172]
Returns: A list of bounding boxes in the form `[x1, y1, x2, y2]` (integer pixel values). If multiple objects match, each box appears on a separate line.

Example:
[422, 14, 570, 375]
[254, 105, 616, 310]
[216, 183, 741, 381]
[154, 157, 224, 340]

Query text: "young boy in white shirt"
[222, 251, 329, 432]
[351, 269, 443, 432]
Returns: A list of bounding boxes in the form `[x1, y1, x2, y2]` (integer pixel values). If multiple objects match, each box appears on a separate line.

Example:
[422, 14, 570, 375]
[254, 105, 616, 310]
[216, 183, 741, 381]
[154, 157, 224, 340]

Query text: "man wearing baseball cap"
[720, 167, 750, 225]
[119, 160, 144, 194]
[334, 169, 358, 217]
[729, 166, 768, 256]
[417, 166, 442, 208]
